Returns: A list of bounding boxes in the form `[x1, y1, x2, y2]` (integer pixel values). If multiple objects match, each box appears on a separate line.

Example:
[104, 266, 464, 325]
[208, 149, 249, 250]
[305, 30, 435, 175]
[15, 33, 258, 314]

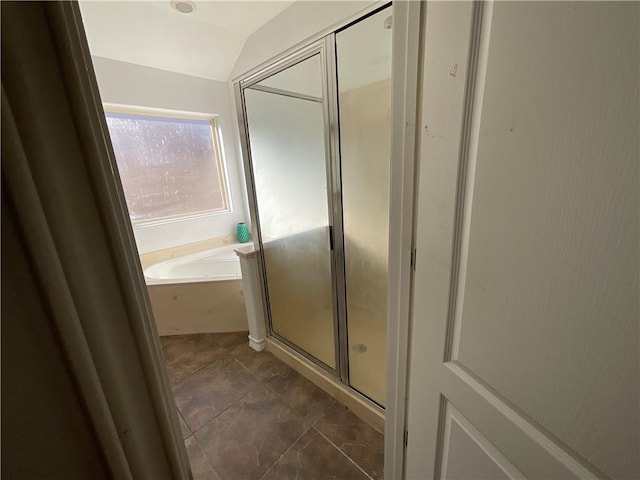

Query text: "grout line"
[177, 409, 192, 438]
[226, 351, 312, 424]
[189, 388, 261, 479]
[228, 348, 291, 397]
[172, 336, 375, 480]
[230, 352, 264, 381]
[168, 349, 229, 389]
[194, 376, 311, 480]
[235, 347, 341, 432]
[218, 343, 245, 355]
[173, 336, 373, 480]
[250, 364, 311, 428]
[226, 350, 342, 478]
[256, 425, 314, 480]
[190, 434, 224, 480]
[176, 344, 267, 435]
[214, 332, 250, 353]
[165, 333, 249, 390]
[313, 427, 375, 480]
[188, 383, 261, 436]
[236, 353, 333, 428]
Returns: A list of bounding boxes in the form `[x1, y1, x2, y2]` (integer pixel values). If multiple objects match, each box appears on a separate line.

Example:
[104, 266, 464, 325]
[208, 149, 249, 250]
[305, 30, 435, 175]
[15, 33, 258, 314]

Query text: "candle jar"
[236, 222, 250, 243]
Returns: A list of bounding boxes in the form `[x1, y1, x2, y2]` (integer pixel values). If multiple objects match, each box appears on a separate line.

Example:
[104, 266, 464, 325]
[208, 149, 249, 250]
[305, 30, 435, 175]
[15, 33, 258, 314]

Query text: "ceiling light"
[170, 0, 196, 14]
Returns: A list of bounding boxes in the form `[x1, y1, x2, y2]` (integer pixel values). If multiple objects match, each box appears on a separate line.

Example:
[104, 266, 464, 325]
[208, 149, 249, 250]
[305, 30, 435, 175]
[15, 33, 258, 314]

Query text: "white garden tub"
[144, 243, 243, 285]
[143, 243, 249, 336]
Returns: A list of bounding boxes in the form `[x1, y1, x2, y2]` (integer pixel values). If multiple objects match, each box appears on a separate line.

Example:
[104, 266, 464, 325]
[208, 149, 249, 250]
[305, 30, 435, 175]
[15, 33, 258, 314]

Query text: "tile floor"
[274, 307, 387, 406]
[161, 332, 384, 480]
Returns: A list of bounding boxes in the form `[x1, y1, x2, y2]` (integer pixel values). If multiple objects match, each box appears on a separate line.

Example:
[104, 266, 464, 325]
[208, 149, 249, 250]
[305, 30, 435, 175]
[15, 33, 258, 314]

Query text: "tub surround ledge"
[139, 235, 236, 268]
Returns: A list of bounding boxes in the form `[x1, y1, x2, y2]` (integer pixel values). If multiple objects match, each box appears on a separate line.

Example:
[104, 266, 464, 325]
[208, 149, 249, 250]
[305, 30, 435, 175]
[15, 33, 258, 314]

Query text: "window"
[104, 109, 229, 224]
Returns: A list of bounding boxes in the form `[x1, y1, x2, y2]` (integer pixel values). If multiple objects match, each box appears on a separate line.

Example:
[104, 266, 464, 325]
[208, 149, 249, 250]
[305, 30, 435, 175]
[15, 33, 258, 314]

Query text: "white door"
[405, 2, 639, 479]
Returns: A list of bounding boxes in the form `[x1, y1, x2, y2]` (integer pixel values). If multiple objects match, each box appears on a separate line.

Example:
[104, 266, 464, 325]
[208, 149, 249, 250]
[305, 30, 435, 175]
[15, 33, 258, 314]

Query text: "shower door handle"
[328, 225, 334, 250]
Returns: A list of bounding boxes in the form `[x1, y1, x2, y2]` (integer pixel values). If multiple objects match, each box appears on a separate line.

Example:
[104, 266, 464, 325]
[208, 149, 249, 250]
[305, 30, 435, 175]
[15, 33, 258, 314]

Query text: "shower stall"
[234, 4, 392, 408]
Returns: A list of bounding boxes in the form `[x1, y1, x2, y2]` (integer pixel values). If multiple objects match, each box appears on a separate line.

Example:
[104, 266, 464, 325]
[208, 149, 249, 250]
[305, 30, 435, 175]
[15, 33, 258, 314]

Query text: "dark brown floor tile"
[161, 334, 228, 386]
[185, 436, 221, 480]
[270, 370, 335, 425]
[251, 355, 298, 388]
[261, 428, 368, 480]
[231, 344, 334, 424]
[159, 334, 186, 349]
[229, 344, 292, 380]
[229, 343, 273, 372]
[174, 356, 258, 432]
[178, 411, 191, 439]
[314, 403, 384, 479]
[213, 331, 249, 350]
[195, 385, 306, 480]
[160, 333, 218, 356]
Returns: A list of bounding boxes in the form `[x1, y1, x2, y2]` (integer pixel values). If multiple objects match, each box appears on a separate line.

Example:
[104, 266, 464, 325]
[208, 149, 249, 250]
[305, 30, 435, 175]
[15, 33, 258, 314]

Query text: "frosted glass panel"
[105, 113, 226, 222]
[244, 54, 336, 369]
[337, 7, 392, 405]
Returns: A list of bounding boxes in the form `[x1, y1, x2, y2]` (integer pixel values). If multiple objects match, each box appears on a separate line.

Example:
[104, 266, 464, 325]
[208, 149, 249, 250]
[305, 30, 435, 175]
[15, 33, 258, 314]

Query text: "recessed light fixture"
[170, 0, 196, 14]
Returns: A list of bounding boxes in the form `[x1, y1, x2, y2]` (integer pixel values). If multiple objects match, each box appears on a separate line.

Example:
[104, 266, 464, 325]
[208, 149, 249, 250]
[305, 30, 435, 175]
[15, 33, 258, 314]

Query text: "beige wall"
[340, 79, 391, 322]
[91, 56, 249, 254]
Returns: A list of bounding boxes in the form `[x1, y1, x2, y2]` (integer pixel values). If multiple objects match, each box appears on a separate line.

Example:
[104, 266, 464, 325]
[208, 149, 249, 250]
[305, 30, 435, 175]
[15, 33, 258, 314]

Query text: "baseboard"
[249, 335, 266, 352]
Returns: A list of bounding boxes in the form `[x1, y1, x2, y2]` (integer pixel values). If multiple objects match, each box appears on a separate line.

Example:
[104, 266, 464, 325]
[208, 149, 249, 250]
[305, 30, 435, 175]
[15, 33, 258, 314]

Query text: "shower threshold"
[265, 335, 385, 433]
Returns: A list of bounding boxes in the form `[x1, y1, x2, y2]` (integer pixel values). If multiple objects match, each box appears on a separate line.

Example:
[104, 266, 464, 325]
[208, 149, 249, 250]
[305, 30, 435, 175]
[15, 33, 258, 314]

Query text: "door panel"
[440, 403, 518, 480]
[243, 54, 337, 369]
[406, 2, 639, 479]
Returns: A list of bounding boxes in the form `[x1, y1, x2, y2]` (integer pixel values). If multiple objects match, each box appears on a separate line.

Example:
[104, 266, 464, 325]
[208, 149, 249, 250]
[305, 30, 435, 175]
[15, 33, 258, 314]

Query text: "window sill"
[131, 209, 232, 229]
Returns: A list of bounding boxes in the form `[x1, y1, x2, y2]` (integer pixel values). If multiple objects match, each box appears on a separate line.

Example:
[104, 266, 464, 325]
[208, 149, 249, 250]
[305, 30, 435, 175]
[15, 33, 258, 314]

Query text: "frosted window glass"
[105, 112, 227, 222]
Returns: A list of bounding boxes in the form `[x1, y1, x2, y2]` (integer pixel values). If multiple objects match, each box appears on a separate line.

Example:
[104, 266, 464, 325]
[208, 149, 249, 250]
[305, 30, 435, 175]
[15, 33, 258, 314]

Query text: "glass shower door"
[238, 10, 394, 406]
[336, 6, 393, 405]
[243, 53, 337, 369]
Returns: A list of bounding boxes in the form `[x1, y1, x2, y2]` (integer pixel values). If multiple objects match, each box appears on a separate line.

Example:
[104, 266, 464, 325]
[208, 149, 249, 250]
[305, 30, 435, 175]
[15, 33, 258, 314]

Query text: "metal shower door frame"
[233, 37, 349, 381]
[233, 2, 394, 411]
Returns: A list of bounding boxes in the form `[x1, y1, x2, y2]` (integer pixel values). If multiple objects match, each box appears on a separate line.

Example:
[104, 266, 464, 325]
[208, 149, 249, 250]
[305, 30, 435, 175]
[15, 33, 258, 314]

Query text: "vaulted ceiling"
[79, 1, 295, 82]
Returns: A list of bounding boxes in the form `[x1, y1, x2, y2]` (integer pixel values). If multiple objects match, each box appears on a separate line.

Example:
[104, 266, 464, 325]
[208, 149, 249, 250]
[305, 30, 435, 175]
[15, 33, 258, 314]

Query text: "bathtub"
[143, 243, 249, 336]
[144, 243, 243, 285]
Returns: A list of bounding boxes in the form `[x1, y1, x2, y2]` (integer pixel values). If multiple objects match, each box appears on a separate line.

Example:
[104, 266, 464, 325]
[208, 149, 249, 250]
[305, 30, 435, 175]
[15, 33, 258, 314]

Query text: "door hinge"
[404, 430, 409, 447]
[329, 225, 334, 250]
[410, 248, 417, 271]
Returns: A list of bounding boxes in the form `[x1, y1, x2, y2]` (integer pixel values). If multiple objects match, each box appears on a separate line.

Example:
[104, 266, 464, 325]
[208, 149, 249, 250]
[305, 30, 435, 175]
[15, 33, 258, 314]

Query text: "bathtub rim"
[143, 242, 244, 286]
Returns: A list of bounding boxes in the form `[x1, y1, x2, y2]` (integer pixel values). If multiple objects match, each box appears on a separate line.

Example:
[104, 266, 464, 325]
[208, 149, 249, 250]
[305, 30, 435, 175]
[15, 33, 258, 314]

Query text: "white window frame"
[103, 103, 232, 227]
